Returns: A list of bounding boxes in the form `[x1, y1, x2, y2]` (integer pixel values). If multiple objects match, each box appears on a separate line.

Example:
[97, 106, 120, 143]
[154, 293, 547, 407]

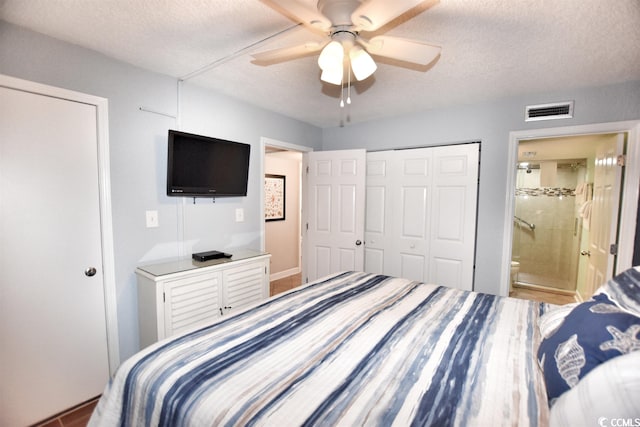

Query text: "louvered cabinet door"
[222, 259, 269, 315]
[136, 251, 271, 347]
[163, 272, 223, 338]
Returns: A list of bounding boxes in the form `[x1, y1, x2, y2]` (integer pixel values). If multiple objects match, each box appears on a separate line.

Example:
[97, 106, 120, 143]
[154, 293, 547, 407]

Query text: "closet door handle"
[84, 267, 97, 277]
[580, 250, 591, 257]
[355, 240, 362, 246]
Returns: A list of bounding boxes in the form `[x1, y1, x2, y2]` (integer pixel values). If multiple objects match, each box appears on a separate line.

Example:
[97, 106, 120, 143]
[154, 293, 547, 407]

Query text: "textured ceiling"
[2, 0, 639, 128]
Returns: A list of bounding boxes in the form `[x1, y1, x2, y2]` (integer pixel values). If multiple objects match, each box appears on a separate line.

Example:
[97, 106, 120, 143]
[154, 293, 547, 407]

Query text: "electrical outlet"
[146, 210, 159, 228]
[235, 208, 244, 222]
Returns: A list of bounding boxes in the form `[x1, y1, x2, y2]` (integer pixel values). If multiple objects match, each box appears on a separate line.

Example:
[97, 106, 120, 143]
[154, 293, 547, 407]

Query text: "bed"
[90, 271, 551, 426]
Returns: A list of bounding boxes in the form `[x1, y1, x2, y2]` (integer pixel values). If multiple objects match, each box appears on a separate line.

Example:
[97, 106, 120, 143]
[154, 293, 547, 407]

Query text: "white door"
[366, 148, 434, 281]
[429, 144, 480, 289]
[363, 152, 394, 275]
[0, 86, 110, 425]
[304, 150, 366, 282]
[365, 144, 479, 290]
[584, 134, 624, 296]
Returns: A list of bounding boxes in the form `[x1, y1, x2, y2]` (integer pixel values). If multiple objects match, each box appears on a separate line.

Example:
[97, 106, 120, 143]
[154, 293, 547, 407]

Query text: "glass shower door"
[512, 163, 583, 291]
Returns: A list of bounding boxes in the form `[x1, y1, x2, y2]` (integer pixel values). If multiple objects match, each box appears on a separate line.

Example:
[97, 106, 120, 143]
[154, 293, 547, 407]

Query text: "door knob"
[84, 267, 97, 277]
[580, 250, 591, 257]
[355, 240, 362, 246]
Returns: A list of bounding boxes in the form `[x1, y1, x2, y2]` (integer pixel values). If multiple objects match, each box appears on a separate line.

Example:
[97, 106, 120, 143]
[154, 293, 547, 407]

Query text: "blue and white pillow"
[594, 266, 640, 315]
[537, 292, 640, 403]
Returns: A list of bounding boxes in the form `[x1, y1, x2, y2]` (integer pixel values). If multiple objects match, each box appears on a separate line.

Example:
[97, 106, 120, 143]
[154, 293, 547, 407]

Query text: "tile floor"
[269, 272, 302, 296]
[35, 397, 99, 427]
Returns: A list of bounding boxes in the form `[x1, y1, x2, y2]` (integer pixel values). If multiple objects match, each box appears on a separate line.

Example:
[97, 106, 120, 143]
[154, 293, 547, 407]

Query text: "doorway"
[501, 120, 640, 300]
[511, 136, 611, 298]
[260, 137, 311, 294]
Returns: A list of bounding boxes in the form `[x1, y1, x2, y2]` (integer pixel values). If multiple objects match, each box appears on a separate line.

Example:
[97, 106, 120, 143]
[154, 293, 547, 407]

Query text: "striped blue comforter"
[90, 272, 549, 426]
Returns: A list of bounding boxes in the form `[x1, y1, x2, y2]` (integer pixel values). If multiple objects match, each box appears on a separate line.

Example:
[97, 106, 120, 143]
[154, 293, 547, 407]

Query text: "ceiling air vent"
[525, 101, 574, 122]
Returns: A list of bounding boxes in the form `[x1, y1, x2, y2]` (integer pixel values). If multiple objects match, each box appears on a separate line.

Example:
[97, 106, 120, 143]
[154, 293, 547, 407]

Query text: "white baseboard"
[270, 267, 301, 282]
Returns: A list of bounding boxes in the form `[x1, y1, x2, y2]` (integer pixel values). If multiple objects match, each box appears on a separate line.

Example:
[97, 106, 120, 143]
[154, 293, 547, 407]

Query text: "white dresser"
[136, 249, 270, 348]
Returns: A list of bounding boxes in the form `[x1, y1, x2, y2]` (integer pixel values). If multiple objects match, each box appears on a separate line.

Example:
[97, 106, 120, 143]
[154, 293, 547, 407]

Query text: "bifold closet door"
[365, 143, 479, 290]
[0, 85, 110, 426]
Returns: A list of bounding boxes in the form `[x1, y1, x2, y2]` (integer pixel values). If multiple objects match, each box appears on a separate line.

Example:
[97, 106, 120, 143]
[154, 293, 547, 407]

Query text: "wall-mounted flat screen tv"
[166, 130, 251, 197]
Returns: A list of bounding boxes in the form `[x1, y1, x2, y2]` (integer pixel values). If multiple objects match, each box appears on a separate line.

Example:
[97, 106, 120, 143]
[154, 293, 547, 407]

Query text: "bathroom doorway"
[503, 125, 638, 300]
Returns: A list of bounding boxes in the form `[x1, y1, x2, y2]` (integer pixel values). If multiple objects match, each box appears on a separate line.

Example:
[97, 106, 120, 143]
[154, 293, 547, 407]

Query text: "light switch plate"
[235, 208, 244, 222]
[146, 210, 159, 228]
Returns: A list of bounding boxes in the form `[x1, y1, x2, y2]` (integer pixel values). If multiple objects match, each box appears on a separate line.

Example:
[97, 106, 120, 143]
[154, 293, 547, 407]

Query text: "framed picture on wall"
[265, 174, 285, 221]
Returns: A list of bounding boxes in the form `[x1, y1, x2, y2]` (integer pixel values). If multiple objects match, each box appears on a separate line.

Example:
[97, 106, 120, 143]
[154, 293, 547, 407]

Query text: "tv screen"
[167, 130, 250, 197]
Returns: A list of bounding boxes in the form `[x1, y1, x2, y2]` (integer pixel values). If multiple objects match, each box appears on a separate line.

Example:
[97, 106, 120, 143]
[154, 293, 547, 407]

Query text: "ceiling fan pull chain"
[340, 75, 345, 108]
[347, 65, 352, 105]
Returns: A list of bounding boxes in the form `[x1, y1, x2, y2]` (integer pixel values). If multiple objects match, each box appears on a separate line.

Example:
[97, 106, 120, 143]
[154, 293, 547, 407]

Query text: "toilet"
[510, 261, 520, 292]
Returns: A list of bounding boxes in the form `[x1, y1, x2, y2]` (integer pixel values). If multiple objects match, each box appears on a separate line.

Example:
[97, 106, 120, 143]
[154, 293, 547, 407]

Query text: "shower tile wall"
[513, 168, 582, 290]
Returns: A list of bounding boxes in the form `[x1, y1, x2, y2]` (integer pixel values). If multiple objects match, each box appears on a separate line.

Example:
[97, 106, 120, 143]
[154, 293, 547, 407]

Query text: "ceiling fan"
[252, 0, 441, 87]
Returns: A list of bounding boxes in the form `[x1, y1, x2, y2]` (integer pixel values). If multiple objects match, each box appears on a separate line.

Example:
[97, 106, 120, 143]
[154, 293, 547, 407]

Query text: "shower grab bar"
[514, 216, 535, 230]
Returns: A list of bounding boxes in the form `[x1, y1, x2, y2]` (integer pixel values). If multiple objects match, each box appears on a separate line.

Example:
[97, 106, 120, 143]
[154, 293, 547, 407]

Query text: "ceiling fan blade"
[261, 0, 332, 32]
[363, 35, 441, 66]
[252, 41, 325, 64]
[352, 0, 433, 32]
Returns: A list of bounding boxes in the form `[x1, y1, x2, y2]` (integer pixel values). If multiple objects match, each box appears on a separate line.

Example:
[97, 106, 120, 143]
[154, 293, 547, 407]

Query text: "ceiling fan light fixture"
[349, 45, 377, 81]
[255, 0, 443, 103]
[318, 40, 344, 71]
[320, 66, 343, 85]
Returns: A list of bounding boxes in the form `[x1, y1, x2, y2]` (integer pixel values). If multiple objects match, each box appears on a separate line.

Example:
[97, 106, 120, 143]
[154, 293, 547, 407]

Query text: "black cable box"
[192, 250, 232, 262]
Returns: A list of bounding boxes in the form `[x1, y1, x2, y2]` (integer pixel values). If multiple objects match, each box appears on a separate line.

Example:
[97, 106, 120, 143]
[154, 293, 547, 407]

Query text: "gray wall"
[0, 21, 323, 362]
[3, 20, 640, 362]
[322, 81, 640, 295]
